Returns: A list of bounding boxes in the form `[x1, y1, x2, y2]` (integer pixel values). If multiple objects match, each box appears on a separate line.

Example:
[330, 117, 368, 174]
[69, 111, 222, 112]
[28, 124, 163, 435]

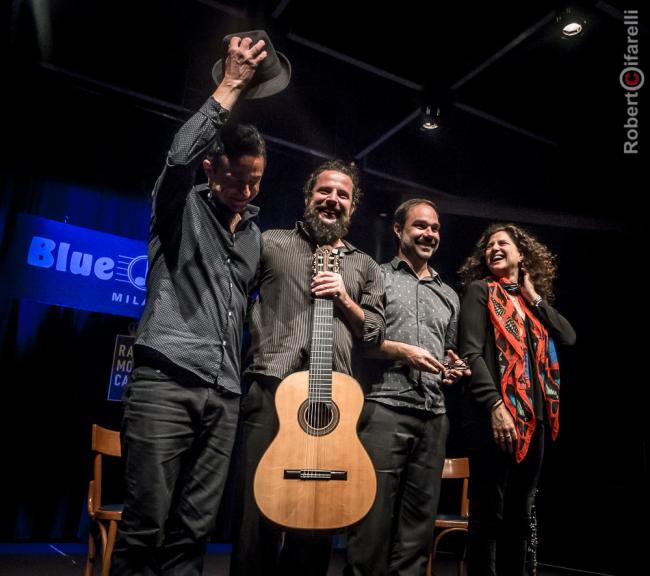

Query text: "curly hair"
[458, 223, 557, 302]
[302, 159, 362, 210]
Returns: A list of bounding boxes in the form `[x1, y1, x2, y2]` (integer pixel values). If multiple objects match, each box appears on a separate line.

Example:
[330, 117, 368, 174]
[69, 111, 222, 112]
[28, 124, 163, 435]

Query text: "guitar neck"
[308, 296, 333, 401]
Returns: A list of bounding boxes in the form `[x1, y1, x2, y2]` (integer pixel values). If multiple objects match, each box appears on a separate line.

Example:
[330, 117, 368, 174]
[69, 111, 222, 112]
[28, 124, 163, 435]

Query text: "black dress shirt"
[364, 257, 460, 413]
[135, 97, 261, 393]
[245, 223, 385, 381]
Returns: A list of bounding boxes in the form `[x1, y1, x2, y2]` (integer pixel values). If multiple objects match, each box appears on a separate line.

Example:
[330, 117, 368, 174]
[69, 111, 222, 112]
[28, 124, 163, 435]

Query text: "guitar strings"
[307, 248, 337, 479]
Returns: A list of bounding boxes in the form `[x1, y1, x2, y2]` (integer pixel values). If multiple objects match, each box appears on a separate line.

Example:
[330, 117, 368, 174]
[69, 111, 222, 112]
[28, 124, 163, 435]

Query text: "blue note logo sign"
[118, 254, 148, 291]
[27, 236, 118, 280]
[9, 214, 148, 318]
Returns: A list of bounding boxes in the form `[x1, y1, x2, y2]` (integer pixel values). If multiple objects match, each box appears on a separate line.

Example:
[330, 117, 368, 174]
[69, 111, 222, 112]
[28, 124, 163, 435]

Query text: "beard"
[302, 204, 351, 246]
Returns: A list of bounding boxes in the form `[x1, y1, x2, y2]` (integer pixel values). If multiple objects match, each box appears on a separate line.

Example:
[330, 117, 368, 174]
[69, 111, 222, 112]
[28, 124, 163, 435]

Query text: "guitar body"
[253, 370, 377, 530]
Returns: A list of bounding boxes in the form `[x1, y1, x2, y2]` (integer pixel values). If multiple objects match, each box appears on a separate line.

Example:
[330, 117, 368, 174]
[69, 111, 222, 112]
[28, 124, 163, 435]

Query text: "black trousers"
[110, 366, 239, 576]
[229, 376, 332, 576]
[466, 422, 545, 576]
[344, 401, 449, 576]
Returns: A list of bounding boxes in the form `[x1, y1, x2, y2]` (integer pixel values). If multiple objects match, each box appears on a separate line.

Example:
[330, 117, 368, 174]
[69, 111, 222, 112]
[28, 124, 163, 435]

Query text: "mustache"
[316, 204, 341, 215]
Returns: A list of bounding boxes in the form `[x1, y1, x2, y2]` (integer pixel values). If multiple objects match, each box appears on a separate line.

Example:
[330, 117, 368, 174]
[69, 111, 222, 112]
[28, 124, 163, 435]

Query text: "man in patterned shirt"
[111, 32, 288, 575]
[230, 160, 385, 576]
[344, 198, 470, 576]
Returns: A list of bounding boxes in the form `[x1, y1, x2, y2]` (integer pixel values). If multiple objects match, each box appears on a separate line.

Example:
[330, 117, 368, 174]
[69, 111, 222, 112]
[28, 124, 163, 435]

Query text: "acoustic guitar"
[253, 246, 377, 530]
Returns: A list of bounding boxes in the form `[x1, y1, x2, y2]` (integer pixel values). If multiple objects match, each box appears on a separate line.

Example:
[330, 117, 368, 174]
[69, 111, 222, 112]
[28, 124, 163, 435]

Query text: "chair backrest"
[89, 424, 121, 516]
[441, 457, 470, 518]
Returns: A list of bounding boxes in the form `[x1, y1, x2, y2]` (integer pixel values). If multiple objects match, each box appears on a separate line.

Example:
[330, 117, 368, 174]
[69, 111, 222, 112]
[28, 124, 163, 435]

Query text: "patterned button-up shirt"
[364, 257, 460, 413]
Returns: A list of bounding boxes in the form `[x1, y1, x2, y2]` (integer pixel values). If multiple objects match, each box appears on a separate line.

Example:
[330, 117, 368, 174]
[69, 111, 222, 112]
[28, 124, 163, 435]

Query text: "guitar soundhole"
[298, 400, 340, 436]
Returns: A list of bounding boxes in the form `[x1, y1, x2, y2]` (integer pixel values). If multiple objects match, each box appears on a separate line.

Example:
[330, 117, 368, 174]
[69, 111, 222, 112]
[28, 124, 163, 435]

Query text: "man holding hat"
[110, 31, 290, 576]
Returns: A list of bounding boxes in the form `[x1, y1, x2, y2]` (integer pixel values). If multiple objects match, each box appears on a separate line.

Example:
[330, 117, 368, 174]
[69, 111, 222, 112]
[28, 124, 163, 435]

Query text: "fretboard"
[308, 296, 333, 402]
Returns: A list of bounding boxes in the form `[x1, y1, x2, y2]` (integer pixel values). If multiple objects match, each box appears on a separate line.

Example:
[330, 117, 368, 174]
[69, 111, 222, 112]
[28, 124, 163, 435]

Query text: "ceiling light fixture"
[420, 105, 440, 131]
[557, 6, 586, 38]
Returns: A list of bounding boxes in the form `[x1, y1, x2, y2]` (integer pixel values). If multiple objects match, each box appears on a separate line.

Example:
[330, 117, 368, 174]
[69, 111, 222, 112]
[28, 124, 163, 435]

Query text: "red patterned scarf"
[487, 278, 560, 462]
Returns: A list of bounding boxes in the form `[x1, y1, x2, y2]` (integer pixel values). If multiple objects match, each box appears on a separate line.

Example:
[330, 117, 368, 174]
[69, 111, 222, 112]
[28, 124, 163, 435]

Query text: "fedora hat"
[212, 30, 291, 99]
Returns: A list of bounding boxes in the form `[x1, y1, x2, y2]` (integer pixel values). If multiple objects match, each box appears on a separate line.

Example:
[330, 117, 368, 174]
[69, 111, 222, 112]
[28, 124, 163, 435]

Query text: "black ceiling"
[5, 0, 645, 231]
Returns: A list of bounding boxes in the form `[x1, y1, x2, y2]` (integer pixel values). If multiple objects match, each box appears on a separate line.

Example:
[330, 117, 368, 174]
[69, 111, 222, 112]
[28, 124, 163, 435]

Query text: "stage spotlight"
[420, 105, 440, 131]
[557, 7, 586, 38]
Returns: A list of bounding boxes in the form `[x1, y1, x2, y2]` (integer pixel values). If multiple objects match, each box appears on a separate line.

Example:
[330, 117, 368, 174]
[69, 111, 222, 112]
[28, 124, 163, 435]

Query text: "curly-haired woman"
[458, 223, 576, 575]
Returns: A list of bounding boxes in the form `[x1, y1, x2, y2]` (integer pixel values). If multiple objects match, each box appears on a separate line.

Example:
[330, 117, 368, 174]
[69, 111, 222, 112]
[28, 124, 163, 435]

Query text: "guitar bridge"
[283, 469, 348, 481]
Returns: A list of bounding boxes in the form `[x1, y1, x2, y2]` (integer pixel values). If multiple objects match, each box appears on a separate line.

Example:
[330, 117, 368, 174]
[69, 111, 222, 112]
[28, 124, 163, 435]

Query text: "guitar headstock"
[312, 245, 341, 276]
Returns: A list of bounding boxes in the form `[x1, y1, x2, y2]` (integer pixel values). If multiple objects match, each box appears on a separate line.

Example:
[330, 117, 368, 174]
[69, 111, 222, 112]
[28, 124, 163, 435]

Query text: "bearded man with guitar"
[230, 160, 385, 576]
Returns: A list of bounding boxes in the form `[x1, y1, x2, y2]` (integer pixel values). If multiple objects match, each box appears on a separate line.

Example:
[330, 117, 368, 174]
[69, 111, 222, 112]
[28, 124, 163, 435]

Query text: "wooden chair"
[84, 424, 123, 576]
[427, 457, 470, 576]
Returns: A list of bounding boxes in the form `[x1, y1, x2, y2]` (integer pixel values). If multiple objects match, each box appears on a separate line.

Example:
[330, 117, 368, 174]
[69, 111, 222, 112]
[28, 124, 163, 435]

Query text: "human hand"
[311, 271, 349, 305]
[222, 35, 268, 90]
[441, 350, 471, 385]
[398, 343, 445, 374]
[519, 266, 540, 305]
[491, 402, 518, 454]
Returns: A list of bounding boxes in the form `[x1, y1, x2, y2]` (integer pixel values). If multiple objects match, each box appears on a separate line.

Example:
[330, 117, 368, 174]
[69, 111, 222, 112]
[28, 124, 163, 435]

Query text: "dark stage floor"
[0, 543, 617, 576]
